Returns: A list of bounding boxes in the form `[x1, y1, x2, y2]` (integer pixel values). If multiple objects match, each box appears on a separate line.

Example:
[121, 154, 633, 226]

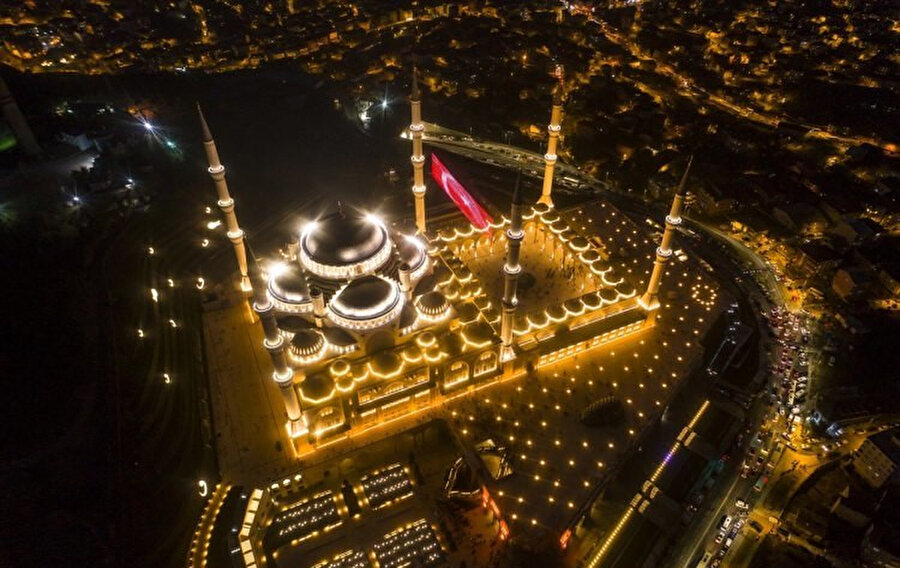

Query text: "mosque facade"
[199, 70, 687, 453]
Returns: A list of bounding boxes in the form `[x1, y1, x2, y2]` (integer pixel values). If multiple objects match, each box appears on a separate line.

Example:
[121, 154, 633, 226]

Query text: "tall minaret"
[500, 170, 525, 362]
[409, 66, 427, 234]
[0, 74, 41, 157]
[537, 87, 563, 206]
[246, 241, 303, 435]
[198, 104, 250, 292]
[639, 157, 693, 322]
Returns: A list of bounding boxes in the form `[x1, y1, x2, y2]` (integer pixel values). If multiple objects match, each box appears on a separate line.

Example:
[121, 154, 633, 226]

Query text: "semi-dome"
[397, 235, 427, 272]
[299, 208, 391, 278]
[328, 275, 403, 329]
[269, 263, 310, 304]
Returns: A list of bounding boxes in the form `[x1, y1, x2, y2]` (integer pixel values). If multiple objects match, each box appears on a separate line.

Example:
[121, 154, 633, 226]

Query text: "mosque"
[197, 70, 688, 454]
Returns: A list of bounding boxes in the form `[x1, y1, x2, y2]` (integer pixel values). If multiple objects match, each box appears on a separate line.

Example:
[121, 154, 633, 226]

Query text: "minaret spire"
[246, 240, 303, 435]
[639, 156, 693, 322]
[500, 168, 525, 362]
[538, 85, 564, 206]
[409, 65, 427, 234]
[198, 103, 250, 291]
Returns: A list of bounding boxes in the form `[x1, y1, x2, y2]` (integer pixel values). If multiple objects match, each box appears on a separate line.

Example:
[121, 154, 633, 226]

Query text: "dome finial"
[337, 200, 344, 217]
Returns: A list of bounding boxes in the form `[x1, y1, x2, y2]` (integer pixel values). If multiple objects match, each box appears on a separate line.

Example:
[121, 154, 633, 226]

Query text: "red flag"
[431, 153, 493, 230]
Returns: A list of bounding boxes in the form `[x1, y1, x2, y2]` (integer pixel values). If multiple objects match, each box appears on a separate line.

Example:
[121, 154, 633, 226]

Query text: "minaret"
[198, 104, 250, 292]
[537, 87, 563, 206]
[500, 170, 525, 362]
[639, 157, 692, 322]
[409, 66, 427, 234]
[246, 241, 303, 435]
[0, 74, 41, 157]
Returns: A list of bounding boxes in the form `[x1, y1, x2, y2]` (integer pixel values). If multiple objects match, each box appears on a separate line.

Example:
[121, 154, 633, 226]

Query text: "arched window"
[446, 360, 469, 386]
[474, 350, 498, 377]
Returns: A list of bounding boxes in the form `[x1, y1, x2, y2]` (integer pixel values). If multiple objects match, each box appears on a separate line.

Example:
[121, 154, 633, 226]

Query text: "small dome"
[416, 332, 437, 348]
[402, 344, 422, 362]
[462, 321, 495, 346]
[561, 229, 578, 242]
[582, 292, 601, 309]
[322, 326, 357, 347]
[564, 298, 583, 313]
[369, 351, 402, 377]
[330, 275, 402, 325]
[541, 210, 559, 222]
[569, 236, 589, 250]
[455, 302, 480, 324]
[591, 259, 612, 273]
[269, 264, 310, 304]
[397, 235, 427, 271]
[532, 202, 551, 214]
[290, 330, 324, 356]
[335, 373, 355, 393]
[329, 359, 351, 377]
[548, 219, 567, 233]
[527, 311, 549, 328]
[616, 282, 636, 297]
[513, 314, 529, 334]
[547, 304, 566, 321]
[416, 291, 449, 316]
[599, 288, 618, 303]
[300, 373, 335, 403]
[580, 249, 600, 262]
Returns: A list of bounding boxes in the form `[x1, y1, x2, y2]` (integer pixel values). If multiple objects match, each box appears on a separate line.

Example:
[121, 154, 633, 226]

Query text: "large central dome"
[299, 208, 391, 279]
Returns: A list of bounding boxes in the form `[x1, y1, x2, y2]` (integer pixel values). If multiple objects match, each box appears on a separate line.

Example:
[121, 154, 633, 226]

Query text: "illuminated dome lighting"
[290, 330, 325, 357]
[599, 288, 618, 303]
[397, 235, 427, 274]
[300, 373, 335, 404]
[580, 249, 600, 263]
[328, 275, 403, 330]
[299, 209, 391, 279]
[461, 321, 494, 348]
[547, 304, 567, 321]
[416, 291, 450, 321]
[329, 359, 350, 377]
[616, 282, 636, 297]
[591, 259, 612, 273]
[268, 264, 311, 312]
[541, 210, 560, 223]
[533, 202, 551, 215]
[582, 292, 601, 309]
[369, 351, 402, 377]
[416, 331, 436, 348]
